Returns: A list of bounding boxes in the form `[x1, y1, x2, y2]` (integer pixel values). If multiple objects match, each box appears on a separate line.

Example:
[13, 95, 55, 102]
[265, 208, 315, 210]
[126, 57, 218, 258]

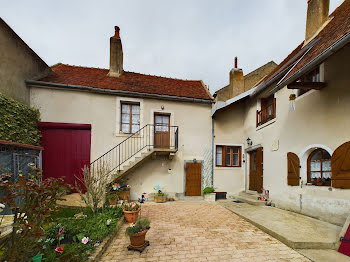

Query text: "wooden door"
[249, 148, 263, 193]
[154, 114, 170, 148]
[249, 150, 257, 191]
[39, 122, 91, 191]
[185, 163, 202, 196]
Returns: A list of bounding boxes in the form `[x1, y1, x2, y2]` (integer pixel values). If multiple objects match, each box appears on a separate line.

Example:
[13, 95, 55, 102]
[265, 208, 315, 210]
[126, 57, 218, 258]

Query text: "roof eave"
[274, 32, 350, 92]
[26, 80, 214, 104]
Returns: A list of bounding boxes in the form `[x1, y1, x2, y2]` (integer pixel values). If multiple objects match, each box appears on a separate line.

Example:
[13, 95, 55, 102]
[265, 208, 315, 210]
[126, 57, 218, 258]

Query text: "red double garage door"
[39, 122, 91, 190]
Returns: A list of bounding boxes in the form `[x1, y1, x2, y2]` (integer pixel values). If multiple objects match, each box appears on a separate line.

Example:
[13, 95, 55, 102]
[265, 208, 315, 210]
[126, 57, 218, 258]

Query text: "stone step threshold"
[219, 201, 342, 250]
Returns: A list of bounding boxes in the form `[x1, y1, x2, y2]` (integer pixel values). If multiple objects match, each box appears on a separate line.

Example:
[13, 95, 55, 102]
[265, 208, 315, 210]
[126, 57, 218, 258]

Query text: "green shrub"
[203, 187, 215, 194]
[125, 217, 151, 237]
[0, 92, 41, 145]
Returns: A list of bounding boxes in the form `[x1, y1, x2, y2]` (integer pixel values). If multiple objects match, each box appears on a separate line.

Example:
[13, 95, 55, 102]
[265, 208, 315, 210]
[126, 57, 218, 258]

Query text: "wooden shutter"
[287, 152, 300, 186]
[256, 147, 263, 193]
[331, 141, 350, 189]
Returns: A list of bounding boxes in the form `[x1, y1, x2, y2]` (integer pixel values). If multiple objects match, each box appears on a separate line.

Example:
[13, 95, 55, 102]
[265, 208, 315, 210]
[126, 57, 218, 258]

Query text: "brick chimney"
[229, 57, 244, 98]
[305, 0, 329, 43]
[108, 26, 123, 77]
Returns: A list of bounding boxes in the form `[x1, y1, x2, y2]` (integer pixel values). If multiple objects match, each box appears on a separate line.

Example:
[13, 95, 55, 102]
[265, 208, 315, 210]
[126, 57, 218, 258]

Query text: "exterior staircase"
[234, 191, 266, 206]
[90, 124, 178, 183]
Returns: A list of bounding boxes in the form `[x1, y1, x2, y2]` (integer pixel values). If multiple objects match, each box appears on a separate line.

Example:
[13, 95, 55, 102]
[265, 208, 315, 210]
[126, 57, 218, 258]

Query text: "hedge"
[0, 93, 41, 146]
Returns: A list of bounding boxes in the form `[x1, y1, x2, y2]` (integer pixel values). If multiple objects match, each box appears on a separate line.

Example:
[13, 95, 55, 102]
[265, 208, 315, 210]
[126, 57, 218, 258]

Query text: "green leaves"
[0, 93, 41, 145]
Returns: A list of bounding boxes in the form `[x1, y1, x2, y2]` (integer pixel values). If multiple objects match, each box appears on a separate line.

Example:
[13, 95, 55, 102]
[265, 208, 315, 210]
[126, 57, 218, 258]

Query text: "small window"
[216, 145, 242, 167]
[257, 94, 276, 127]
[307, 148, 331, 186]
[121, 102, 140, 133]
[298, 67, 320, 97]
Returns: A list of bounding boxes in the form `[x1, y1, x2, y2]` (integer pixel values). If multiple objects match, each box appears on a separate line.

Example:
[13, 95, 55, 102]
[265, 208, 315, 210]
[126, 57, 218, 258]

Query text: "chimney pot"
[114, 26, 120, 38]
[234, 57, 238, 68]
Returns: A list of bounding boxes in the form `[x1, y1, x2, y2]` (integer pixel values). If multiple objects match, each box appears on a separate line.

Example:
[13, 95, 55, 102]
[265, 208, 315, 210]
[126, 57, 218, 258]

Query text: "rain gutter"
[25, 80, 214, 104]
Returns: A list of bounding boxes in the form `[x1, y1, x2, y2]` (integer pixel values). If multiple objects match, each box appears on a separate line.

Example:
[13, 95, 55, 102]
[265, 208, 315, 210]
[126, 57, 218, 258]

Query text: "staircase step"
[234, 191, 266, 206]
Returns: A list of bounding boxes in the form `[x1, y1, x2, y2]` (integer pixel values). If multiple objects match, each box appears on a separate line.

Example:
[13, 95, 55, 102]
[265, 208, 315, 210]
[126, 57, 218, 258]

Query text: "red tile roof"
[38, 64, 213, 101]
[282, 0, 350, 82]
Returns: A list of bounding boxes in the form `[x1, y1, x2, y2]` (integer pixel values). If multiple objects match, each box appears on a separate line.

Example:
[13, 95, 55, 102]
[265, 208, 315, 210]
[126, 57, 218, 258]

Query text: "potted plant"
[313, 177, 325, 186]
[122, 202, 140, 224]
[153, 184, 166, 203]
[203, 187, 216, 202]
[125, 217, 150, 248]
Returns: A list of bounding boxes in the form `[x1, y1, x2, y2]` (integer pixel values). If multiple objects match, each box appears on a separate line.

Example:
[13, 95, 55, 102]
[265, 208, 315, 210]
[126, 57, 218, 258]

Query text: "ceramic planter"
[129, 230, 148, 247]
[154, 195, 166, 203]
[123, 209, 140, 224]
[204, 193, 216, 202]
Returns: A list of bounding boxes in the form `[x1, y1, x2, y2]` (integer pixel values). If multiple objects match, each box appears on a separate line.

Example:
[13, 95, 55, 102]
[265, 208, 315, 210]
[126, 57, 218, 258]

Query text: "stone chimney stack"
[229, 57, 244, 98]
[305, 0, 329, 43]
[108, 26, 123, 77]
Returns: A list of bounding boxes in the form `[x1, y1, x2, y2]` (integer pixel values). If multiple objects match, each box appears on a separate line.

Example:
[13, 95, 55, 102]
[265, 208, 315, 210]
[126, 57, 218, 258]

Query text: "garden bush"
[203, 186, 215, 194]
[0, 92, 41, 145]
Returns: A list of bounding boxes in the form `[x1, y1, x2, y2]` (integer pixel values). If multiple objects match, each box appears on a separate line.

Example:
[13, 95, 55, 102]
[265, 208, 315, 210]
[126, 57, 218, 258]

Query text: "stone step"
[297, 249, 350, 262]
[234, 191, 266, 206]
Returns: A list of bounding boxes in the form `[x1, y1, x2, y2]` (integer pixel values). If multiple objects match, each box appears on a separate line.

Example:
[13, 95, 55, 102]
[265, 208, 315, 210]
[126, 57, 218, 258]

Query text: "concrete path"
[101, 201, 309, 261]
[219, 201, 342, 250]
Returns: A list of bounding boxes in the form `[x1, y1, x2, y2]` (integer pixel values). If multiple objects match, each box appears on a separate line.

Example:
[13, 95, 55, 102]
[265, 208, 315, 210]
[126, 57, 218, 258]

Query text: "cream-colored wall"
[29, 87, 212, 199]
[213, 44, 350, 225]
[0, 20, 50, 104]
[213, 104, 245, 195]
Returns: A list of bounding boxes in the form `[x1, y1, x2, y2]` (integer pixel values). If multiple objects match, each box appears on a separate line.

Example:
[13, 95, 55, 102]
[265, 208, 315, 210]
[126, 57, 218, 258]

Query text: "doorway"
[249, 147, 263, 193]
[154, 113, 170, 148]
[185, 162, 202, 196]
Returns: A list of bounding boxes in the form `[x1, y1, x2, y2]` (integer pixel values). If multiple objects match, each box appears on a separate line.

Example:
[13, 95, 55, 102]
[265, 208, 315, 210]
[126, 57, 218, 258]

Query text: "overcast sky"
[1, 0, 344, 93]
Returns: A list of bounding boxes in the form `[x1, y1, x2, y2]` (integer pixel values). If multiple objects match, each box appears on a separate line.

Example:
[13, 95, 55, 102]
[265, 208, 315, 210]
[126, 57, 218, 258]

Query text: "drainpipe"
[211, 117, 214, 187]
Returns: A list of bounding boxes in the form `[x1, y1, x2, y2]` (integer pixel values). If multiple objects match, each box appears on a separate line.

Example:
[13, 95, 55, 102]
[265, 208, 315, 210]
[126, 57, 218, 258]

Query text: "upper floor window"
[216, 145, 242, 167]
[307, 148, 331, 186]
[121, 102, 140, 133]
[256, 94, 276, 127]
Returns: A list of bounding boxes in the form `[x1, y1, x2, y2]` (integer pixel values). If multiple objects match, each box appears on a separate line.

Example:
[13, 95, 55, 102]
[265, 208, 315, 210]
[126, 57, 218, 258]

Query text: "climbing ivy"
[0, 93, 41, 146]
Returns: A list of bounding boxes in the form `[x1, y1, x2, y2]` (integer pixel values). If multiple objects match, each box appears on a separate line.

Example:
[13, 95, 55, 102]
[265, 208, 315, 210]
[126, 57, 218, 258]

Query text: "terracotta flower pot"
[154, 195, 166, 203]
[123, 209, 140, 224]
[130, 230, 148, 247]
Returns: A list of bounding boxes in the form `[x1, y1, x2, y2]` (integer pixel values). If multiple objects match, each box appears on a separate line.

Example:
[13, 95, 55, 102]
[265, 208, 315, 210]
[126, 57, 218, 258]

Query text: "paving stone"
[100, 201, 310, 261]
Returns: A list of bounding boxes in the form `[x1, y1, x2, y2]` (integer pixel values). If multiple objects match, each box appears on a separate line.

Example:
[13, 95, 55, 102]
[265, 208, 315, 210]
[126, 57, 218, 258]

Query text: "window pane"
[232, 147, 239, 154]
[233, 154, 239, 166]
[226, 147, 231, 166]
[132, 124, 139, 133]
[132, 105, 140, 114]
[216, 147, 222, 166]
[121, 124, 130, 133]
[122, 113, 130, 123]
[132, 114, 140, 124]
[323, 172, 331, 179]
[322, 160, 331, 172]
[155, 115, 162, 124]
[122, 104, 130, 113]
[311, 172, 321, 179]
[311, 151, 321, 161]
[310, 160, 321, 171]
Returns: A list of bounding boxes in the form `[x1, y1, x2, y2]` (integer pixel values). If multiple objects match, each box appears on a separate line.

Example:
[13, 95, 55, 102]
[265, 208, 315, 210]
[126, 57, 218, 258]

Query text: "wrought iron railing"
[256, 99, 276, 127]
[90, 124, 179, 179]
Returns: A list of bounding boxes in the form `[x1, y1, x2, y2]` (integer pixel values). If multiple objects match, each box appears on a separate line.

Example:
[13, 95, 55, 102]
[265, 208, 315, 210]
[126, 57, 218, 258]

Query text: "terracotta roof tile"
[283, 0, 350, 82]
[38, 64, 212, 101]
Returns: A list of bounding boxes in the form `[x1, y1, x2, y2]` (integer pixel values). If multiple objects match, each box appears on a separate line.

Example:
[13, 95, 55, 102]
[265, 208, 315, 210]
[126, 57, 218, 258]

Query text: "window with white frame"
[121, 102, 140, 133]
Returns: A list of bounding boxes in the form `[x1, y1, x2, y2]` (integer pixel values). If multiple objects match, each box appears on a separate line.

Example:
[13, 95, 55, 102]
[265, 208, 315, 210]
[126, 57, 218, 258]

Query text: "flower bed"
[41, 206, 123, 261]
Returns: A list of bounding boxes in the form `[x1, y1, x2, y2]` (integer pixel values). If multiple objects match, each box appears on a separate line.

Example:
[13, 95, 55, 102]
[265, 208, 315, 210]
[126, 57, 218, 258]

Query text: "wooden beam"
[287, 81, 327, 90]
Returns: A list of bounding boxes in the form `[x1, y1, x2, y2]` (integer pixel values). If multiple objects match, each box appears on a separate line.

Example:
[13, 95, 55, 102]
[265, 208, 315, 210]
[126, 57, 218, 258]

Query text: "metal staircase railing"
[90, 124, 178, 179]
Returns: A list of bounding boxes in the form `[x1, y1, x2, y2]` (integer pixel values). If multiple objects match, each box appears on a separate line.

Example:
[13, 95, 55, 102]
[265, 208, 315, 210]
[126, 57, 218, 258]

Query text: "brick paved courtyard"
[101, 201, 310, 262]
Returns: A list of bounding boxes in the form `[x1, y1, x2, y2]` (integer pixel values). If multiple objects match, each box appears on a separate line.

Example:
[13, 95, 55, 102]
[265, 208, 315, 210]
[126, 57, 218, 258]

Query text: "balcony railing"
[256, 98, 276, 127]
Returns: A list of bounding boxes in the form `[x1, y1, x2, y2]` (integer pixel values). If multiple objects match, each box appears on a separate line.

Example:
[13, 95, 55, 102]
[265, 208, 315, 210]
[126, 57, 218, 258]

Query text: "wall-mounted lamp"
[161, 105, 165, 110]
[193, 158, 197, 163]
[246, 137, 253, 146]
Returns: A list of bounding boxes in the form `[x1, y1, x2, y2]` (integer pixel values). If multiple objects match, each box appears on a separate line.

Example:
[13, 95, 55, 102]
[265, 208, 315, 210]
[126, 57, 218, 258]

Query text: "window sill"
[256, 118, 276, 131]
[214, 166, 242, 170]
